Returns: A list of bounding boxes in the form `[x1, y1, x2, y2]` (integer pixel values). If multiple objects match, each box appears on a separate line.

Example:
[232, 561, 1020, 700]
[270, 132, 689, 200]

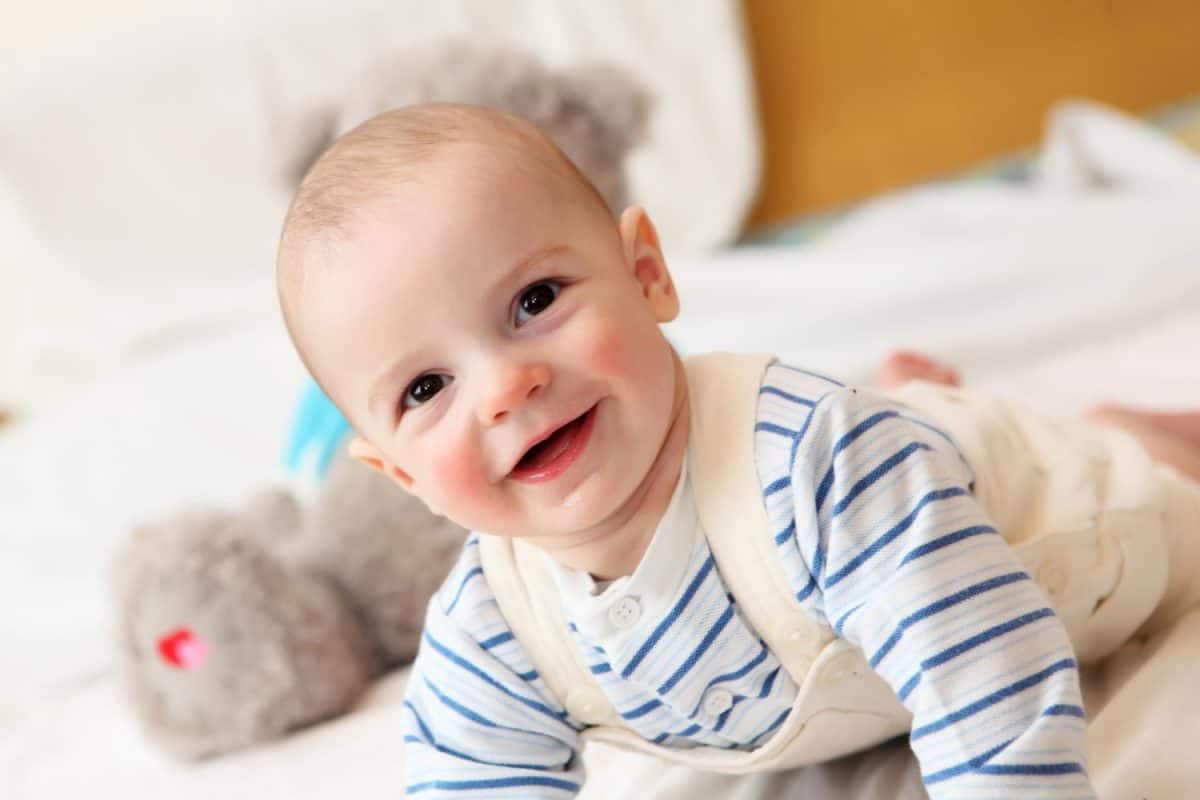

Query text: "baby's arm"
[402, 537, 584, 798]
[771, 377, 1095, 797]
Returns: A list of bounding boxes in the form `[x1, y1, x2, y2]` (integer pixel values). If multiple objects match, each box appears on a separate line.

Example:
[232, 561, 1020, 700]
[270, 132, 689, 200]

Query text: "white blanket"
[4, 95, 1200, 798]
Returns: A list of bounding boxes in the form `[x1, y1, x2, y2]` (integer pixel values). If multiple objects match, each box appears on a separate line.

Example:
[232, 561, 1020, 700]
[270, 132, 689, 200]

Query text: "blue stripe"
[898, 413, 959, 451]
[424, 632, 568, 724]
[1045, 704, 1086, 718]
[676, 723, 702, 738]
[898, 673, 920, 701]
[763, 475, 791, 497]
[621, 557, 715, 678]
[925, 735, 1085, 784]
[480, 632, 514, 650]
[978, 762, 1085, 776]
[658, 605, 736, 693]
[516, 669, 539, 682]
[897, 520, 996, 569]
[408, 775, 580, 794]
[443, 566, 483, 614]
[834, 602, 864, 634]
[921, 608, 1056, 670]
[405, 700, 437, 742]
[814, 410, 901, 511]
[924, 739, 1012, 784]
[911, 658, 1078, 740]
[825, 487, 970, 588]
[756, 666, 780, 698]
[759, 385, 816, 407]
[773, 520, 796, 545]
[794, 574, 818, 603]
[714, 704, 735, 732]
[870, 571, 1031, 668]
[830, 441, 931, 517]
[813, 468, 836, 514]
[750, 707, 791, 744]
[422, 676, 499, 729]
[589, 662, 612, 675]
[702, 644, 769, 693]
[621, 699, 663, 720]
[788, 403, 820, 467]
[403, 702, 558, 772]
[755, 421, 796, 438]
[811, 532, 830, 587]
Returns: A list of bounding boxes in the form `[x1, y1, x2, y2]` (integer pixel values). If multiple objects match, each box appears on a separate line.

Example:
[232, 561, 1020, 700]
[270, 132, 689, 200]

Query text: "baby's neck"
[539, 355, 690, 581]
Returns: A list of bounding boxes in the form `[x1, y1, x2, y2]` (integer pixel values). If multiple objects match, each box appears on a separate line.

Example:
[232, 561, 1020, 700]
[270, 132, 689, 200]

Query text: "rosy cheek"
[429, 445, 484, 502]
[579, 314, 637, 379]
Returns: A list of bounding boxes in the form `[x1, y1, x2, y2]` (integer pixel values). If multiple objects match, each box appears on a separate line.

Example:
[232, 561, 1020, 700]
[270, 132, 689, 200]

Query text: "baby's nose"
[478, 363, 550, 425]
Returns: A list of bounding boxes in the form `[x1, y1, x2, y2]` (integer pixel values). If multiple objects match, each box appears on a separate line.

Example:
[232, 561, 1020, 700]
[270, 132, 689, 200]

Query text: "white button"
[565, 688, 610, 725]
[773, 621, 816, 650]
[702, 687, 735, 716]
[608, 596, 642, 629]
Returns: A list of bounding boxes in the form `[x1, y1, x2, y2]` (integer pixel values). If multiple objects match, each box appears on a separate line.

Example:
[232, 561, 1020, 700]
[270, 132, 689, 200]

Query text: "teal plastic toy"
[284, 380, 353, 479]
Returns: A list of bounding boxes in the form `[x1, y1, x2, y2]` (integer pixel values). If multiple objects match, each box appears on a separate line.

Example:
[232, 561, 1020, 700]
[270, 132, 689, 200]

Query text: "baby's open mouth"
[508, 405, 597, 482]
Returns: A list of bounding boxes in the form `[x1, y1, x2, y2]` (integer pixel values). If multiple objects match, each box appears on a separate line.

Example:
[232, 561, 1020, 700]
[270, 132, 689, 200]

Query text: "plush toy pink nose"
[157, 627, 210, 669]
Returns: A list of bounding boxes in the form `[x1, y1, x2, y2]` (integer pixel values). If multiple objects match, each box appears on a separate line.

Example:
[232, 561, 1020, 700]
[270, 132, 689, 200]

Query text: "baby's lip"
[505, 405, 595, 479]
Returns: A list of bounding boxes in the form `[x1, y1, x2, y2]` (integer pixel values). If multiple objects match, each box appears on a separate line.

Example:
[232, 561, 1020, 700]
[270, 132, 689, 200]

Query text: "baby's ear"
[348, 437, 414, 491]
[618, 206, 678, 324]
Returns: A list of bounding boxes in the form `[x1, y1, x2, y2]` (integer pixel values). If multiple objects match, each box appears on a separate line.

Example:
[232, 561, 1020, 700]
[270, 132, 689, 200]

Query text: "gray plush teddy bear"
[112, 43, 651, 760]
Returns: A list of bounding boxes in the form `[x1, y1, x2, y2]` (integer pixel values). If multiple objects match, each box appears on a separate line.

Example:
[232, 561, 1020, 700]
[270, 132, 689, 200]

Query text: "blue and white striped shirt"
[402, 363, 1094, 798]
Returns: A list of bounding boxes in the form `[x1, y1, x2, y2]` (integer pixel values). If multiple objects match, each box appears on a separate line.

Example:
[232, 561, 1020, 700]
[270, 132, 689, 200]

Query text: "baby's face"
[301, 142, 681, 544]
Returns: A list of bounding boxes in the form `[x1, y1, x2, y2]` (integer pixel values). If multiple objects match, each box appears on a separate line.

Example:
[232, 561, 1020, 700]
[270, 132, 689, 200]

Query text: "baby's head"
[277, 104, 684, 549]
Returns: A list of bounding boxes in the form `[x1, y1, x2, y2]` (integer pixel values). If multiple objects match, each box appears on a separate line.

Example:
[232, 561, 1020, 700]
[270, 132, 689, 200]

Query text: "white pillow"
[0, 0, 759, 410]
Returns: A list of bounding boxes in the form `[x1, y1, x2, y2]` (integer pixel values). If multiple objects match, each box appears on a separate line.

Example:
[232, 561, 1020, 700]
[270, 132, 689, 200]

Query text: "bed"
[4, 2, 1200, 797]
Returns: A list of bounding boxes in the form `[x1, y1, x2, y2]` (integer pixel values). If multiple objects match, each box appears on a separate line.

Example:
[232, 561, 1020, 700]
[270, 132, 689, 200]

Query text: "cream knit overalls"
[479, 354, 1200, 773]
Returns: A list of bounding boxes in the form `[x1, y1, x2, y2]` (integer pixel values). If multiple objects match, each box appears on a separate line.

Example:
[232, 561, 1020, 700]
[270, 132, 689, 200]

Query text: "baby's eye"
[402, 373, 452, 410]
[514, 280, 562, 326]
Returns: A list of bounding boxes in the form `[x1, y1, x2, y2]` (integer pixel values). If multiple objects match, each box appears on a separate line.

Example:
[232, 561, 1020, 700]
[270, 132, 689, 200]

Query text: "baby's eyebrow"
[367, 359, 414, 421]
[494, 244, 570, 295]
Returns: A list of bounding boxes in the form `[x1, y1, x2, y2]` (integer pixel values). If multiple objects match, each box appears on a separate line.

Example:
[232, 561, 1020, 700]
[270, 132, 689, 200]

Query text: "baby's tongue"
[521, 417, 581, 470]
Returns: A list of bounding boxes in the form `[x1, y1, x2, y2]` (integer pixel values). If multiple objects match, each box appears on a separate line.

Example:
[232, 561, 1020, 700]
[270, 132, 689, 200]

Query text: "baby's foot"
[1085, 405, 1200, 483]
[875, 350, 961, 390]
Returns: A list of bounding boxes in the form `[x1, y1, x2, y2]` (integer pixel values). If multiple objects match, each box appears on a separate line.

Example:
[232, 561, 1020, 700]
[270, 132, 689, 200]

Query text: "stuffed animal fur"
[277, 41, 652, 214]
[113, 43, 651, 760]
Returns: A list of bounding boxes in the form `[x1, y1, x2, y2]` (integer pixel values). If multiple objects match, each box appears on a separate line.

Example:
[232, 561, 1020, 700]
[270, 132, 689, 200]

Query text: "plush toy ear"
[563, 63, 654, 155]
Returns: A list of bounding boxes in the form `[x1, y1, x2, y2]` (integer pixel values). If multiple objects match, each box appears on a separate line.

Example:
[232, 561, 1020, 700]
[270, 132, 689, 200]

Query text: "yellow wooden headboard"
[742, 0, 1200, 228]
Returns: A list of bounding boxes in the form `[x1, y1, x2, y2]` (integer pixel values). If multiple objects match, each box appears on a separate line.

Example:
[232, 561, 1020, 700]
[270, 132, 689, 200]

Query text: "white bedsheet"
[4, 106, 1200, 797]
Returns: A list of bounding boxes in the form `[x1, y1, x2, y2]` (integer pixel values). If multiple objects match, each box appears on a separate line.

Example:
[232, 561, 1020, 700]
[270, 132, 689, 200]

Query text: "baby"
[276, 105, 1200, 798]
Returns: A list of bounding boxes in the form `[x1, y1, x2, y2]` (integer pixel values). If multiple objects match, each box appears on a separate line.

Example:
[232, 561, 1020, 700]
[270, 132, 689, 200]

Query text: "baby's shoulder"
[427, 534, 506, 635]
[755, 361, 855, 429]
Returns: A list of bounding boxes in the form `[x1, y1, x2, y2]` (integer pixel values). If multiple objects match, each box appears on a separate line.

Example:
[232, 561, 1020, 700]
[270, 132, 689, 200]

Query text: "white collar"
[542, 455, 698, 638]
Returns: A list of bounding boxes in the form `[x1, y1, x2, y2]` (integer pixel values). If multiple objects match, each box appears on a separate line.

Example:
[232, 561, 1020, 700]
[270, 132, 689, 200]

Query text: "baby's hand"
[875, 350, 961, 390]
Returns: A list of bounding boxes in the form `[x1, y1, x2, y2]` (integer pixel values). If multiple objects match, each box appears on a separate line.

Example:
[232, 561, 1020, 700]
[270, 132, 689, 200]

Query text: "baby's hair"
[276, 103, 611, 394]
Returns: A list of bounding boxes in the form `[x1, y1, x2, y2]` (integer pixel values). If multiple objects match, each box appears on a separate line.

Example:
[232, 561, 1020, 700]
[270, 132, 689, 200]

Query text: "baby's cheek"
[429, 447, 483, 499]
[578, 313, 641, 379]
[421, 446, 492, 525]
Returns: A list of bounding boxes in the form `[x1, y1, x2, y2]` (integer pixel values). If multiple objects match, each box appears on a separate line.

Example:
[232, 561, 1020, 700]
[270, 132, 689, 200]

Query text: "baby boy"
[276, 105, 1200, 798]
